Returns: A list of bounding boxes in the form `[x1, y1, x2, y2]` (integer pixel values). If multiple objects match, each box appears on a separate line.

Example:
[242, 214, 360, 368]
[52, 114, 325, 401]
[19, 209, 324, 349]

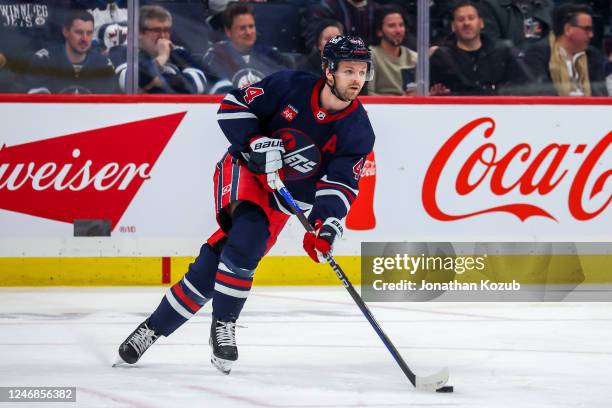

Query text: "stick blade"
[415, 367, 449, 391]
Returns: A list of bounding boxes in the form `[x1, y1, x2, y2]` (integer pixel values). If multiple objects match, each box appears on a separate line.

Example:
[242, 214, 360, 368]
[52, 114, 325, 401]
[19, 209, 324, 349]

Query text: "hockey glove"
[247, 136, 285, 192]
[303, 218, 343, 263]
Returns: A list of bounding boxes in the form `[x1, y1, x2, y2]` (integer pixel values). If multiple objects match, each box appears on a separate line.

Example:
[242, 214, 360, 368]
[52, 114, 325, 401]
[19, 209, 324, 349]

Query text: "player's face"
[566, 13, 593, 53]
[318, 26, 342, 54]
[139, 18, 172, 55]
[452, 6, 483, 42]
[226, 13, 256, 52]
[329, 61, 368, 101]
[378, 13, 405, 47]
[63, 19, 94, 55]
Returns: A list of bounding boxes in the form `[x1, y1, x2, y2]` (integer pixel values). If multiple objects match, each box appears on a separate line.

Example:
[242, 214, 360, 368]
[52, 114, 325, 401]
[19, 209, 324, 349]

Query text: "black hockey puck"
[436, 385, 454, 393]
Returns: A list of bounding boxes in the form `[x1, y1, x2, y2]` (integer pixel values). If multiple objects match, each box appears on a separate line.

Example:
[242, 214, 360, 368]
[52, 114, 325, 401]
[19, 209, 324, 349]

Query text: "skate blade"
[210, 355, 233, 375]
[112, 356, 129, 367]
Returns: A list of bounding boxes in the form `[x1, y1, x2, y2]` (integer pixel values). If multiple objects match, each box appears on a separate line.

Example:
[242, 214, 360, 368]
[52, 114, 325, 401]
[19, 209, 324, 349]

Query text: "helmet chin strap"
[326, 73, 351, 103]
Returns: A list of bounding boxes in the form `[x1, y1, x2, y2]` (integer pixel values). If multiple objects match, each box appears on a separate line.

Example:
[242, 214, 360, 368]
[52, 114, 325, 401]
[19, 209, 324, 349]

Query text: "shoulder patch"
[281, 105, 298, 122]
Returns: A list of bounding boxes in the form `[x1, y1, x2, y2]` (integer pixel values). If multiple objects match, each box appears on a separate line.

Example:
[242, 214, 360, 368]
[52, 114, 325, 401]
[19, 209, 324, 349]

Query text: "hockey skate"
[210, 316, 238, 375]
[113, 319, 160, 366]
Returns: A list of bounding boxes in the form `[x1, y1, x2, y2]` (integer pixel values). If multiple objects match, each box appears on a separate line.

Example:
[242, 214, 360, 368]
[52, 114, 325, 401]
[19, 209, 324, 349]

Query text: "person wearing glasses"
[523, 3, 606, 96]
[110, 5, 207, 94]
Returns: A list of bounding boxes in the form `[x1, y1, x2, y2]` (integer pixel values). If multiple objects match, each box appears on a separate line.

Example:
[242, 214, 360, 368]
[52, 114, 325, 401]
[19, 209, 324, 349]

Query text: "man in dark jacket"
[27, 9, 116, 94]
[479, 0, 554, 50]
[202, 2, 292, 94]
[523, 3, 606, 96]
[430, 0, 530, 95]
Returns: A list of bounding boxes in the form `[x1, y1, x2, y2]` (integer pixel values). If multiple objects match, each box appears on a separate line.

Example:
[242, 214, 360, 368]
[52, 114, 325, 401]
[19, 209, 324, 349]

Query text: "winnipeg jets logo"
[284, 146, 318, 174]
[316, 111, 326, 121]
[234, 68, 264, 89]
[272, 128, 321, 180]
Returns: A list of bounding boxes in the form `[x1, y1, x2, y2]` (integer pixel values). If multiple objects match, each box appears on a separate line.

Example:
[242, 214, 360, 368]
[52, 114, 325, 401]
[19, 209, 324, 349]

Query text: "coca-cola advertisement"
[365, 103, 611, 244]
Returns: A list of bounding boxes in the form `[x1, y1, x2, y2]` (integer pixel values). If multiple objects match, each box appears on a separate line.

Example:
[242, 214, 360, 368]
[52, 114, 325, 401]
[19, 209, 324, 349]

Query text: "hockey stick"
[274, 178, 450, 391]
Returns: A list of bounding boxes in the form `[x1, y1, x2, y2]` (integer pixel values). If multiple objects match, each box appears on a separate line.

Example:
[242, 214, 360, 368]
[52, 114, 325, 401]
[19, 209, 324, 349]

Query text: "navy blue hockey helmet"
[322, 35, 374, 81]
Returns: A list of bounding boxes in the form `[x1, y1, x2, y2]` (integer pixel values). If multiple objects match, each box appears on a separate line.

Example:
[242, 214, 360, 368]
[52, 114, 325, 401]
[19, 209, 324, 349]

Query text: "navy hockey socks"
[212, 202, 269, 321]
[148, 243, 219, 336]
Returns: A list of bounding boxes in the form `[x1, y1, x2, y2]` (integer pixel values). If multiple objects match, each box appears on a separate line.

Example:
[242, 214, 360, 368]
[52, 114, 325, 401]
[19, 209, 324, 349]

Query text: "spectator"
[523, 2, 607, 96]
[202, 2, 292, 94]
[554, 0, 609, 51]
[367, 5, 418, 96]
[304, 0, 377, 47]
[26, 9, 116, 94]
[0, 50, 11, 92]
[479, 0, 554, 50]
[297, 19, 344, 75]
[0, 0, 63, 92]
[429, 1, 531, 95]
[375, 0, 450, 48]
[110, 5, 208, 94]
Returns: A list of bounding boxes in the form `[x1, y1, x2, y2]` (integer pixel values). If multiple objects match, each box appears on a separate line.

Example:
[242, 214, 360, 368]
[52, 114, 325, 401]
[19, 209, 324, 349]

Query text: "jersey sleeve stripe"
[319, 175, 359, 195]
[183, 67, 206, 94]
[223, 93, 248, 108]
[210, 79, 233, 94]
[217, 111, 258, 120]
[316, 181, 357, 202]
[27, 87, 51, 94]
[115, 62, 127, 75]
[219, 103, 248, 111]
[315, 189, 351, 212]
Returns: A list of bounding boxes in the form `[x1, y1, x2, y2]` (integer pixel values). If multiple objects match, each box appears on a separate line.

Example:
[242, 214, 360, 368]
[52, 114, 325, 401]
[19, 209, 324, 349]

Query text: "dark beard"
[381, 32, 403, 47]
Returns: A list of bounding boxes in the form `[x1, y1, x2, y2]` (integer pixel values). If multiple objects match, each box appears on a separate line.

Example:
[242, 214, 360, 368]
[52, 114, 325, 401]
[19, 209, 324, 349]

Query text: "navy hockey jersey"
[217, 70, 375, 224]
[27, 45, 116, 94]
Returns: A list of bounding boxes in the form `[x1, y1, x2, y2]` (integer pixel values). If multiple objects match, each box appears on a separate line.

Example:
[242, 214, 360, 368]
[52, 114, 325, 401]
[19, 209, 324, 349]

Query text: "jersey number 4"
[244, 87, 264, 104]
[353, 157, 364, 181]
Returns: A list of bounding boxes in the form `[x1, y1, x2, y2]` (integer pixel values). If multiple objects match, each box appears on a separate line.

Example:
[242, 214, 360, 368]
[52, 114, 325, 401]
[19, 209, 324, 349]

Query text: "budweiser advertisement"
[0, 101, 610, 257]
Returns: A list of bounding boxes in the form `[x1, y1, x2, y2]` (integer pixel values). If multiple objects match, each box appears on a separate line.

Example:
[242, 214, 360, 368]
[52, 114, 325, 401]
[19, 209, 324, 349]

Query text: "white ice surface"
[0, 286, 611, 408]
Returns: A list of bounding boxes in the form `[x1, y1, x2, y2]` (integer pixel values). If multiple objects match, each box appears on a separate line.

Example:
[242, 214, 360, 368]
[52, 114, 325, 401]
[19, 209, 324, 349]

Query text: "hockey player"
[115, 35, 376, 374]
